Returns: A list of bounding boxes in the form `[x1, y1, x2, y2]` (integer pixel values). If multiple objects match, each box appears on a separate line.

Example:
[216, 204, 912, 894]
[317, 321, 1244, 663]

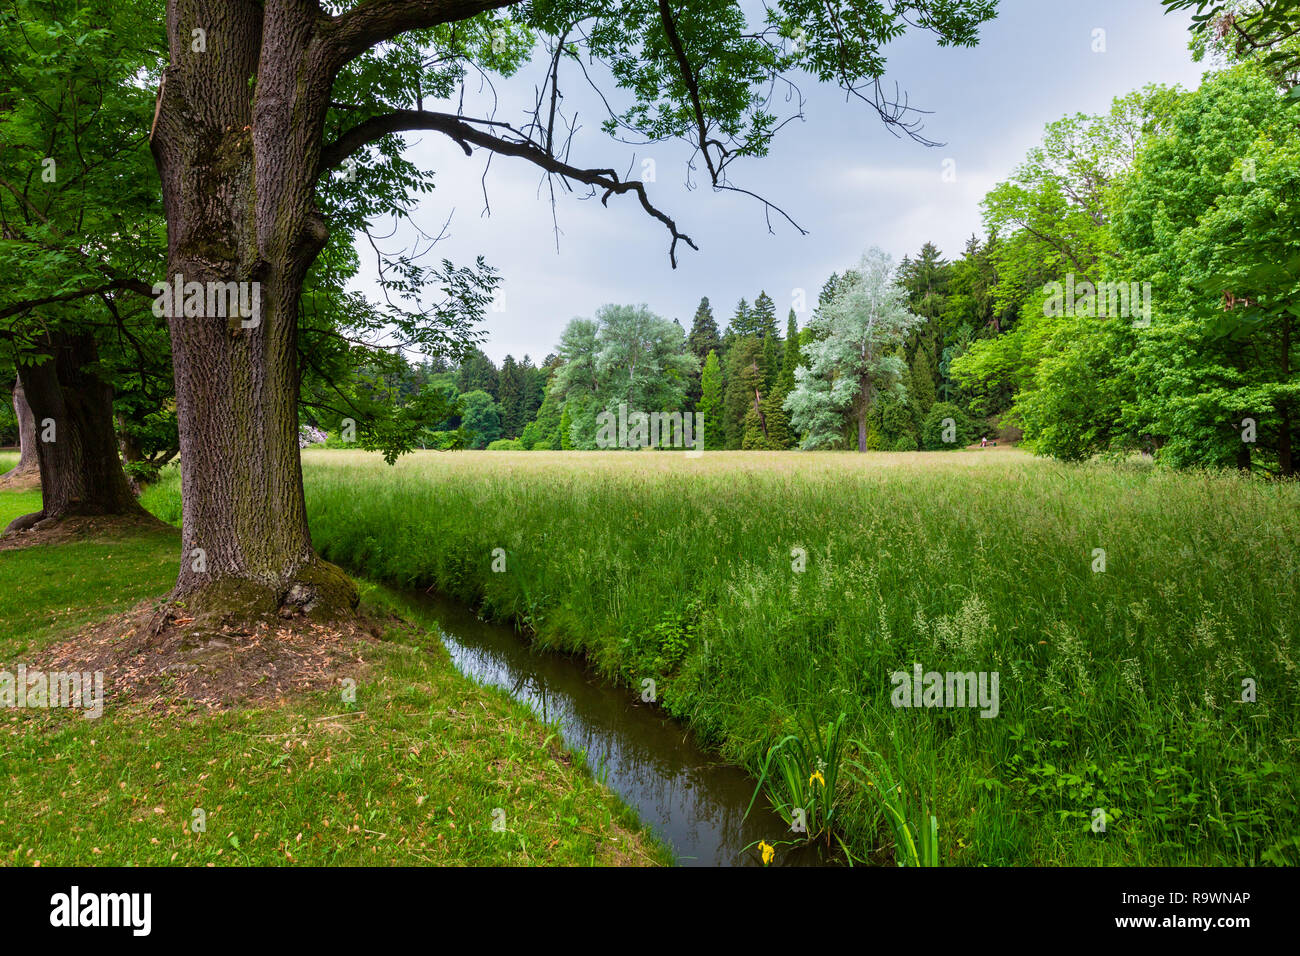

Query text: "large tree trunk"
[0, 378, 38, 482]
[3, 332, 144, 534]
[150, 0, 354, 619]
[854, 384, 872, 453]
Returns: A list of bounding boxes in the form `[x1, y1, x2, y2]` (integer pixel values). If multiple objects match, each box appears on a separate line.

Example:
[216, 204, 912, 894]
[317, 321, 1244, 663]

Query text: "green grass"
[0, 531, 180, 653]
[0, 488, 40, 525]
[143, 447, 1300, 866]
[0, 486, 670, 866]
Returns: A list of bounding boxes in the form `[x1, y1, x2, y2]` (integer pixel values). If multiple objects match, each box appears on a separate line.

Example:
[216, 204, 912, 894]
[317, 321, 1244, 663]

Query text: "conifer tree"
[520, 354, 545, 424]
[498, 354, 526, 438]
[751, 291, 779, 340]
[697, 349, 725, 450]
[688, 297, 721, 359]
[762, 329, 782, 393]
[759, 388, 793, 448]
[728, 298, 753, 339]
[908, 344, 938, 419]
[456, 348, 500, 400]
[780, 310, 803, 393]
[723, 336, 765, 449]
[686, 297, 721, 409]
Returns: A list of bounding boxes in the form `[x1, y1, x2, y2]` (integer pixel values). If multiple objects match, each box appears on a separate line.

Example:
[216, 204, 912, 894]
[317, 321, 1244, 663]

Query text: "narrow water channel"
[406, 590, 834, 867]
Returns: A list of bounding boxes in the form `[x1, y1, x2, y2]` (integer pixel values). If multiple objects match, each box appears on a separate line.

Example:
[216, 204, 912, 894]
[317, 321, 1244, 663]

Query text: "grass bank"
[145, 447, 1300, 865]
[0, 487, 669, 866]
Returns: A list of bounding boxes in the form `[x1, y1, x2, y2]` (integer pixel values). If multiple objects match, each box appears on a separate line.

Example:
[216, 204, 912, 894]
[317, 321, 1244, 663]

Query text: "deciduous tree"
[785, 248, 922, 451]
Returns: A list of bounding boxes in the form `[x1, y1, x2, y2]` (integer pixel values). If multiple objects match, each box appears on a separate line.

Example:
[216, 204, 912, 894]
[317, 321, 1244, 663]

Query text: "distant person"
[980, 436, 988, 448]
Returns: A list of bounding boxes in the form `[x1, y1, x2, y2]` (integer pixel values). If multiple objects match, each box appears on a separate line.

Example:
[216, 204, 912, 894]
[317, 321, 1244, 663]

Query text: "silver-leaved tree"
[785, 248, 923, 451]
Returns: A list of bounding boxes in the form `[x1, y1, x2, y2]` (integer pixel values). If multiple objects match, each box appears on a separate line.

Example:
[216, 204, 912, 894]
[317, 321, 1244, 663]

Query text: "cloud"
[346, 0, 1208, 365]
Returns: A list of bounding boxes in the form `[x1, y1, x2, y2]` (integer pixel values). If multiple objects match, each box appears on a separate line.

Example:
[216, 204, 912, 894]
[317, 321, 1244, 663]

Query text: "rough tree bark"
[149, 0, 355, 618]
[148, 0, 636, 620]
[3, 331, 144, 534]
[0, 378, 38, 482]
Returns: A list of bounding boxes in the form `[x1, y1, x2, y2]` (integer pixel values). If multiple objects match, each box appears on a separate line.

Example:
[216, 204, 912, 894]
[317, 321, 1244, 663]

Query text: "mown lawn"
[0, 485, 669, 866]
[139, 447, 1300, 866]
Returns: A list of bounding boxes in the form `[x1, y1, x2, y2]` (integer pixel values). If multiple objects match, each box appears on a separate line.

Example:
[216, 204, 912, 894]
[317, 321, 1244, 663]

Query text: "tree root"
[163, 557, 361, 633]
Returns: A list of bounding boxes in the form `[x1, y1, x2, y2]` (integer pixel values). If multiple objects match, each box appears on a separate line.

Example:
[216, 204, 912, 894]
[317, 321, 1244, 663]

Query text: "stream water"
[408, 591, 834, 867]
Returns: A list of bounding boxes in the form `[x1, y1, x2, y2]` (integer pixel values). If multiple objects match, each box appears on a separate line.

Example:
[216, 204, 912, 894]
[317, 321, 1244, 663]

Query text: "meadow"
[136, 447, 1300, 865]
[0, 462, 670, 867]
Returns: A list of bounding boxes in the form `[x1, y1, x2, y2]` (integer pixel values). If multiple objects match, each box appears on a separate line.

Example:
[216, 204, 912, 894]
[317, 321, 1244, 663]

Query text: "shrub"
[921, 402, 976, 450]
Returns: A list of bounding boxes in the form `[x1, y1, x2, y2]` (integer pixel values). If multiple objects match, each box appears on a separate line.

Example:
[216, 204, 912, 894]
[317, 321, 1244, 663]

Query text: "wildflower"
[809, 770, 825, 787]
[759, 841, 775, 865]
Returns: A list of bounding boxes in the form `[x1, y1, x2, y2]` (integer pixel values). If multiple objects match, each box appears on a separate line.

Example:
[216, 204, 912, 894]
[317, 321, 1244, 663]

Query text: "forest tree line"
[313, 57, 1295, 474]
[4, 6, 1294, 477]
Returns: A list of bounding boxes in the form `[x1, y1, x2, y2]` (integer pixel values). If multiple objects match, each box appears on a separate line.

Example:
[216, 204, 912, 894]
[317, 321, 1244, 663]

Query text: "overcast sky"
[351, 0, 1207, 365]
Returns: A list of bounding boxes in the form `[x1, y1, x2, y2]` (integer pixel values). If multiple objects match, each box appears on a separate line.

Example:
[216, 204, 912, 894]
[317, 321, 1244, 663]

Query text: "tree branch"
[0, 278, 155, 322]
[318, 109, 698, 266]
[321, 0, 521, 74]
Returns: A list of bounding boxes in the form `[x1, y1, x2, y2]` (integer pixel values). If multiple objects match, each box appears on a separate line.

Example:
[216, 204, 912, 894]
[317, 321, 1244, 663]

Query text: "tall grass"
[142, 448, 1300, 865]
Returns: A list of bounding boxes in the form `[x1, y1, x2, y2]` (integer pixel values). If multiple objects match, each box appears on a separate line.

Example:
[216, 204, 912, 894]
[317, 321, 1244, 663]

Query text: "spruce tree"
[688, 297, 721, 358]
[723, 337, 766, 449]
[751, 291, 778, 340]
[456, 348, 499, 399]
[737, 291, 780, 388]
[498, 355, 526, 438]
[741, 404, 768, 449]
[780, 310, 803, 393]
[759, 388, 793, 448]
[520, 354, 545, 424]
[728, 298, 753, 339]
[908, 344, 938, 419]
[762, 329, 782, 393]
[686, 297, 721, 409]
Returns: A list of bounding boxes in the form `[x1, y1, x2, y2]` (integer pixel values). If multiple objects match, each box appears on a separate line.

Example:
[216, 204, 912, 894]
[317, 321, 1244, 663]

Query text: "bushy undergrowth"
[142, 449, 1300, 864]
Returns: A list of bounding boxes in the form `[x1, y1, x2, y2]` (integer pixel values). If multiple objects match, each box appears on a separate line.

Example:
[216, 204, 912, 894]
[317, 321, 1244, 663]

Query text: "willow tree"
[147, 0, 996, 619]
[785, 248, 922, 451]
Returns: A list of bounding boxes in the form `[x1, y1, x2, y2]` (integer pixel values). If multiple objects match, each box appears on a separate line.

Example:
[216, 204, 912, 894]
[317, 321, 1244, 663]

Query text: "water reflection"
[408, 592, 835, 867]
